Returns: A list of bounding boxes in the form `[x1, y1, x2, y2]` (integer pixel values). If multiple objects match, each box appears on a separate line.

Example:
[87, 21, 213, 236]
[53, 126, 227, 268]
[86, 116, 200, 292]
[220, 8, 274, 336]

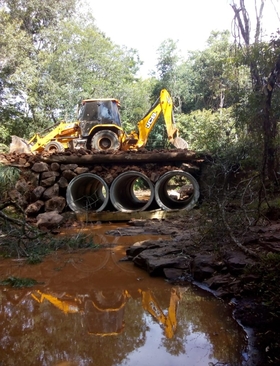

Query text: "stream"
[0, 223, 248, 366]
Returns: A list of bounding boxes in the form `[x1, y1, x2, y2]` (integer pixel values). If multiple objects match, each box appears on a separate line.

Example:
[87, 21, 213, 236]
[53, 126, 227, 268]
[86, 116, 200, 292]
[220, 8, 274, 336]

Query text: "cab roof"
[82, 98, 120, 106]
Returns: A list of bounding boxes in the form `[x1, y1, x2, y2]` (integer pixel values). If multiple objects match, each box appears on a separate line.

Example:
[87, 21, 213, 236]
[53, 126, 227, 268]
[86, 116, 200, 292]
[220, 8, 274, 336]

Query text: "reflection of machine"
[85, 290, 130, 336]
[31, 288, 181, 338]
[31, 290, 81, 314]
[139, 288, 181, 339]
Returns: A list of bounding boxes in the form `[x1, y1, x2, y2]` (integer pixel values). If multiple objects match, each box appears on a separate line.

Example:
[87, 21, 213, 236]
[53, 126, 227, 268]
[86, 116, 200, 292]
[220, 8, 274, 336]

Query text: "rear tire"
[90, 130, 120, 151]
[44, 141, 65, 153]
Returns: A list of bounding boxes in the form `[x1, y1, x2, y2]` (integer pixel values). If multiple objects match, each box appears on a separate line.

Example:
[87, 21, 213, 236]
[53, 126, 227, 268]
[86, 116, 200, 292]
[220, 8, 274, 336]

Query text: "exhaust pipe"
[155, 170, 199, 211]
[110, 171, 154, 212]
[66, 173, 109, 212]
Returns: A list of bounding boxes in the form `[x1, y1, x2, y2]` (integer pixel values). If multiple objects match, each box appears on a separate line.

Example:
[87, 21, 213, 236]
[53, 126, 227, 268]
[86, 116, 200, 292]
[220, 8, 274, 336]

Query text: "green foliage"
[176, 107, 237, 153]
[0, 215, 99, 260]
[151, 31, 248, 114]
[0, 276, 40, 288]
[145, 115, 169, 150]
[250, 252, 280, 316]
[0, 0, 144, 143]
[0, 165, 20, 196]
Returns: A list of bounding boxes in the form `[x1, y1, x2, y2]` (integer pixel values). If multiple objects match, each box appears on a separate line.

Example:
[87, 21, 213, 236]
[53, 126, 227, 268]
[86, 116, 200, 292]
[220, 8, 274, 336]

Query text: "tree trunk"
[41, 150, 200, 165]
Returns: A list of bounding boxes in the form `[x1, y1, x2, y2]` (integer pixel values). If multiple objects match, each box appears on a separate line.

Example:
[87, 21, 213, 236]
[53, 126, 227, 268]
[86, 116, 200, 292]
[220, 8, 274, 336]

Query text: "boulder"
[163, 268, 185, 281]
[57, 176, 69, 188]
[126, 239, 163, 258]
[41, 175, 57, 187]
[45, 196, 66, 213]
[224, 252, 254, 275]
[9, 136, 31, 154]
[31, 162, 49, 173]
[62, 169, 76, 181]
[50, 162, 60, 171]
[31, 186, 46, 201]
[60, 164, 78, 171]
[41, 171, 60, 180]
[15, 180, 30, 194]
[8, 189, 27, 207]
[25, 200, 45, 215]
[42, 183, 59, 200]
[36, 210, 64, 229]
[133, 243, 189, 276]
[191, 254, 218, 281]
[74, 167, 89, 174]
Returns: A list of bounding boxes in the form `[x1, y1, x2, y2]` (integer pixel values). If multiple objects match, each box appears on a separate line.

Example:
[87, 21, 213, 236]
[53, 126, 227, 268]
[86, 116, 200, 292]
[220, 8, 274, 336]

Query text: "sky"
[88, 0, 279, 77]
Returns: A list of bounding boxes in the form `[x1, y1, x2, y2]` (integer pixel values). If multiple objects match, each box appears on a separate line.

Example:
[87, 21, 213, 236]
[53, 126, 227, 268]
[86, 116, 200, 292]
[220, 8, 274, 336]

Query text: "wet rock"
[126, 239, 163, 257]
[204, 273, 233, 290]
[224, 252, 253, 275]
[133, 244, 188, 276]
[45, 196, 66, 213]
[191, 254, 217, 281]
[163, 268, 185, 281]
[36, 210, 64, 229]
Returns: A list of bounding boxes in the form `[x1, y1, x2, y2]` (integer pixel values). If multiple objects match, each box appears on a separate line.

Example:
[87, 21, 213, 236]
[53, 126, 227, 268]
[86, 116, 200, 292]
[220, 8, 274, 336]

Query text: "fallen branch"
[218, 202, 260, 259]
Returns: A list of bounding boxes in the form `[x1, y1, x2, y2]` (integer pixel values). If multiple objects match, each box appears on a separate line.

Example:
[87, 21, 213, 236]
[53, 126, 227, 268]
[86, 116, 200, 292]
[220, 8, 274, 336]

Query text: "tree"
[230, 0, 280, 182]
[0, 0, 143, 145]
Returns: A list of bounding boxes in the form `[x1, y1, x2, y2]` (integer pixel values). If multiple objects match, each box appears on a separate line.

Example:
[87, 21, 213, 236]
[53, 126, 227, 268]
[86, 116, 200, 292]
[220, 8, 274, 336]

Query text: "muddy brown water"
[0, 223, 248, 366]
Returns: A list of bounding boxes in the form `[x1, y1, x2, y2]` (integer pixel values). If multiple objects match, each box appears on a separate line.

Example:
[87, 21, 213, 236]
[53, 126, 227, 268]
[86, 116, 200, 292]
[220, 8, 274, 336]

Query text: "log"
[75, 208, 189, 222]
[41, 150, 201, 165]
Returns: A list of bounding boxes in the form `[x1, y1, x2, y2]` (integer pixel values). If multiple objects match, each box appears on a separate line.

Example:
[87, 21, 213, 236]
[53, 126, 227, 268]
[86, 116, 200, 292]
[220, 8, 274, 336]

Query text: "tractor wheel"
[44, 141, 65, 153]
[90, 130, 120, 151]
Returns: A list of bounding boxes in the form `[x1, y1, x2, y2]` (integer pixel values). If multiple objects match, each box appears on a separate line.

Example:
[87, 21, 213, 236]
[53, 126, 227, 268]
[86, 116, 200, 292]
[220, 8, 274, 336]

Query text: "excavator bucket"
[9, 135, 32, 154]
[172, 136, 189, 149]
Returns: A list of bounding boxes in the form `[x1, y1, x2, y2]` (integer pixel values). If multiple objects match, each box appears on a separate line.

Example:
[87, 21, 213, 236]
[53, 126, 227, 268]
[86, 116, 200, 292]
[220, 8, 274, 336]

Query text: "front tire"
[44, 141, 65, 153]
[90, 130, 120, 151]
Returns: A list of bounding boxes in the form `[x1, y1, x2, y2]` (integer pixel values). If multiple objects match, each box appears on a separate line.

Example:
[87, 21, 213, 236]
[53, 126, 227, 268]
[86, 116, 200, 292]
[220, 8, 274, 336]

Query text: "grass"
[0, 165, 21, 196]
[0, 276, 41, 288]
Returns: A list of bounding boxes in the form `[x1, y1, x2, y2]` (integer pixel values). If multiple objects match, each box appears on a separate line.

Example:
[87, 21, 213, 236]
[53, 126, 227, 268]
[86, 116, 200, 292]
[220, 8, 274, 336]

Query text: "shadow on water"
[0, 223, 248, 366]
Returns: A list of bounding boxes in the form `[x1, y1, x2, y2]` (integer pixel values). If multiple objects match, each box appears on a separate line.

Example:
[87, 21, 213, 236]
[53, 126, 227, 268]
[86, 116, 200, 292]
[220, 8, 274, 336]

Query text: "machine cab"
[78, 98, 122, 137]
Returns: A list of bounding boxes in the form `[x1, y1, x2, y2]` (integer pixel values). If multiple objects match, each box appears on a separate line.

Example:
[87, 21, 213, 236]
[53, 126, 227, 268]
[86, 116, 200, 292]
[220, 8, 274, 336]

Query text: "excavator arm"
[133, 89, 188, 149]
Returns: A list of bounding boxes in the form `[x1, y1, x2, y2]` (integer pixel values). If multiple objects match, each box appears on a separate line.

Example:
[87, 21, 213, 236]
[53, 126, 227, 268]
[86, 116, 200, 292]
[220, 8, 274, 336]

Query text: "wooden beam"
[41, 150, 199, 165]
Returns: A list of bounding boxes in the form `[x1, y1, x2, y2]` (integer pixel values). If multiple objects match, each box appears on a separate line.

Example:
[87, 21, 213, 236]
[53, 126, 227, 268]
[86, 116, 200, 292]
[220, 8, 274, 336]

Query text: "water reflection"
[0, 225, 247, 366]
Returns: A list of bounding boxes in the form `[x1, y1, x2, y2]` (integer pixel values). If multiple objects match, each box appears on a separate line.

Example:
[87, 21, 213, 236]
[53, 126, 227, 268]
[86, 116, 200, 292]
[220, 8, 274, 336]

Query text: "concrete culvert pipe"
[110, 171, 154, 212]
[155, 170, 200, 211]
[66, 173, 109, 212]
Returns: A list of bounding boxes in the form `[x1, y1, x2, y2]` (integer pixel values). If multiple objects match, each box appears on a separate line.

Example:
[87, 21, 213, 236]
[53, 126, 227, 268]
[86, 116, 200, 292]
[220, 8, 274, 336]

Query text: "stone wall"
[4, 153, 192, 213]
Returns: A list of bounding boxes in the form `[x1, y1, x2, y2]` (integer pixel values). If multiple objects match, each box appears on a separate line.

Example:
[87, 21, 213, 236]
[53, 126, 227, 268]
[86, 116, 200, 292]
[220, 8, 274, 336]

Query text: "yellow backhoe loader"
[9, 89, 188, 154]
